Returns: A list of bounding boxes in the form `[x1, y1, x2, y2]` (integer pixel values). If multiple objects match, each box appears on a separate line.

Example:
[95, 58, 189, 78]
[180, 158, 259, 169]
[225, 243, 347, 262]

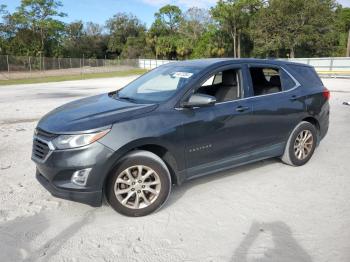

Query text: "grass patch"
[0, 69, 147, 86]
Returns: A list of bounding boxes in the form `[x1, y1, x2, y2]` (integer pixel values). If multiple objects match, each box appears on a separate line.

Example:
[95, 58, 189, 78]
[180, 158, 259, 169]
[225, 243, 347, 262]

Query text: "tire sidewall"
[288, 122, 317, 166]
[107, 151, 171, 217]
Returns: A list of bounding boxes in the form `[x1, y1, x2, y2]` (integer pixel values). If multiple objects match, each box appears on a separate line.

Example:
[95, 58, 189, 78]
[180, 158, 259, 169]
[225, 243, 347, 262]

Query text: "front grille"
[32, 128, 57, 162]
[36, 128, 57, 139]
[32, 138, 51, 161]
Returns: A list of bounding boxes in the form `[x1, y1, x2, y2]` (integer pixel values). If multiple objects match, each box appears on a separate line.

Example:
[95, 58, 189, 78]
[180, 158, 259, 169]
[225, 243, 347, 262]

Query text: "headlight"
[53, 129, 110, 149]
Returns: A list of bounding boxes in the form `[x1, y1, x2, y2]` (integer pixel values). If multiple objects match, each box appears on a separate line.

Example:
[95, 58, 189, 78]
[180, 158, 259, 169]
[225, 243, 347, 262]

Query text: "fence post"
[70, 58, 72, 68]
[82, 54, 85, 78]
[80, 58, 82, 78]
[28, 56, 32, 77]
[6, 55, 10, 80]
[58, 58, 61, 70]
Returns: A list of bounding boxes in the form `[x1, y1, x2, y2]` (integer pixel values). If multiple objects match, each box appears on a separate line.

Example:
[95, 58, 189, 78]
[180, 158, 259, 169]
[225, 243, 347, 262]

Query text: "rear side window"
[249, 67, 298, 96]
[280, 70, 296, 90]
[249, 67, 282, 96]
[288, 65, 323, 87]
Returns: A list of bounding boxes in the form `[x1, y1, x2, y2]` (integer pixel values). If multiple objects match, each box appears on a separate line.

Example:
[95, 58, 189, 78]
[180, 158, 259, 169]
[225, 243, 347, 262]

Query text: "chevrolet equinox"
[32, 59, 330, 216]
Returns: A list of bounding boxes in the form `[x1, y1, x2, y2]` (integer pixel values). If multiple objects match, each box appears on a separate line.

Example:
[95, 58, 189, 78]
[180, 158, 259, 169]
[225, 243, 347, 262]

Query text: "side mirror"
[182, 93, 216, 108]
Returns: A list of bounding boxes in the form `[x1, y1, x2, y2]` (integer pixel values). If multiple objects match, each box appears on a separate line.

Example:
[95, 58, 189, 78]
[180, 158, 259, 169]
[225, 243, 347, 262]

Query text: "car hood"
[37, 93, 158, 134]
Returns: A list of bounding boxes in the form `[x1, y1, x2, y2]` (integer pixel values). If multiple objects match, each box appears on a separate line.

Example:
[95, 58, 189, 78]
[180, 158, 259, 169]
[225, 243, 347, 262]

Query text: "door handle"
[290, 95, 298, 101]
[236, 106, 249, 112]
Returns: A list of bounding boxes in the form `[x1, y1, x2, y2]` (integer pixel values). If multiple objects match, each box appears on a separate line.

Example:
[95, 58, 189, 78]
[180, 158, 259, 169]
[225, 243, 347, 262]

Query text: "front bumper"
[32, 141, 115, 207]
[36, 170, 102, 206]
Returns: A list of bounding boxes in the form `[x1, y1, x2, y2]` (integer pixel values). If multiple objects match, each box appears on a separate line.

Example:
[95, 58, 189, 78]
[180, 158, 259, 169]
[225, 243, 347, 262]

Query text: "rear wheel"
[106, 150, 171, 217]
[282, 121, 317, 166]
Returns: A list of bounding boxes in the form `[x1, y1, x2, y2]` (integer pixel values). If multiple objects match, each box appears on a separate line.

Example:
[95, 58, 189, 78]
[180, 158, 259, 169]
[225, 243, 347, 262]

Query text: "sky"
[2, 0, 350, 28]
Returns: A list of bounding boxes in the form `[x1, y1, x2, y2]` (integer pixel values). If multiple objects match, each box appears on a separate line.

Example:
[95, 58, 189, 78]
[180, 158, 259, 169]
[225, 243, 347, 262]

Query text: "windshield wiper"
[117, 95, 138, 103]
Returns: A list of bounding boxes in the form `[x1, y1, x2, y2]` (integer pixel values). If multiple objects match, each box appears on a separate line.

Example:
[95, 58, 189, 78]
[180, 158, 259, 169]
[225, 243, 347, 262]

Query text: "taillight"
[323, 88, 330, 100]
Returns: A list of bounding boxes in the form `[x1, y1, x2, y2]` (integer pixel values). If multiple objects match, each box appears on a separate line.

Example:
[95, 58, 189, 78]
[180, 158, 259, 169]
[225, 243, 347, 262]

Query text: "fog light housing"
[71, 168, 92, 186]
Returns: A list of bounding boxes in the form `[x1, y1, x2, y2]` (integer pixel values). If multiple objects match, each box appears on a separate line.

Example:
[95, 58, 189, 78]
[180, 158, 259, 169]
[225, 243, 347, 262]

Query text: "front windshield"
[117, 65, 200, 103]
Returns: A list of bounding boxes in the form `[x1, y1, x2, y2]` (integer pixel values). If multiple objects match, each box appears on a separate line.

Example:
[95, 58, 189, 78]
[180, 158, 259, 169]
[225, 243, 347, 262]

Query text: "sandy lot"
[0, 76, 349, 262]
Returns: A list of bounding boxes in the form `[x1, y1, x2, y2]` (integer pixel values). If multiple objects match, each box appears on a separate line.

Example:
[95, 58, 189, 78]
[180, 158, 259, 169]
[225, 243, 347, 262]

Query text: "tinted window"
[249, 67, 282, 96]
[280, 70, 296, 90]
[288, 65, 323, 87]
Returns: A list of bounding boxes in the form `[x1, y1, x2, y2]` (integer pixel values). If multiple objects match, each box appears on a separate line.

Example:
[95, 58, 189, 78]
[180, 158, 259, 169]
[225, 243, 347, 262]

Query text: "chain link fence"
[0, 55, 139, 80]
[2, 55, 350, 81]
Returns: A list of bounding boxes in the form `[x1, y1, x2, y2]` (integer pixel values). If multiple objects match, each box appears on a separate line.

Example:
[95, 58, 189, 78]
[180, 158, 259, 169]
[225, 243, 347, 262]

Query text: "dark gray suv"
[32, 59, 330, 216]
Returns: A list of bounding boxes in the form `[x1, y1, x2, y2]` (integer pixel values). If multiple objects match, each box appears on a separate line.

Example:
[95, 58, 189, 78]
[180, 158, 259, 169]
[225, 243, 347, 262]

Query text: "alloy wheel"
[293, 130, 314, 160]
[114, 165, 161, 209]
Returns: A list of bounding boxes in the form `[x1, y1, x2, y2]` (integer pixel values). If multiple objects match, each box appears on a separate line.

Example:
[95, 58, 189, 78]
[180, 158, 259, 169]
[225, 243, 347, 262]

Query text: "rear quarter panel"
[285, 64, 330, 140]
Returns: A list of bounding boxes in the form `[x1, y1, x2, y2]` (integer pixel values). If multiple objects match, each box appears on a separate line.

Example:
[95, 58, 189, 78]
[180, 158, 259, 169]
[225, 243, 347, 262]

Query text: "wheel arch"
[103, 139, 181, 192]
[134, 144, 179, 186]
[301, 116, 321, 144]
[302, 116, 320, 132]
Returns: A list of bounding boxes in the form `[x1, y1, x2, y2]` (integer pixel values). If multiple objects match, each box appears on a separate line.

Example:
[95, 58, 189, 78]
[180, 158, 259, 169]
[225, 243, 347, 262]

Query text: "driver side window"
[195, 69, 242, 103]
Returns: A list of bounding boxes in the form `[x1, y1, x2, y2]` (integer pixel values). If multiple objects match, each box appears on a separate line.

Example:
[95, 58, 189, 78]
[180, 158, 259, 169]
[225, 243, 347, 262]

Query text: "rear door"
[246, 63, 304, 150]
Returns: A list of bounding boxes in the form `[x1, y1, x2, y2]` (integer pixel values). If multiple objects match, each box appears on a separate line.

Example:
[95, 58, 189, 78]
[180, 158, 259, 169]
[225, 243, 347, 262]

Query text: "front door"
[181, 65, 256, 178]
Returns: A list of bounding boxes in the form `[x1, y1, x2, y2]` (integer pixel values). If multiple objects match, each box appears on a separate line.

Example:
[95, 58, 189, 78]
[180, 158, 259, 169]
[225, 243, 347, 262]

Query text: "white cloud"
[141, 0, 217, 8]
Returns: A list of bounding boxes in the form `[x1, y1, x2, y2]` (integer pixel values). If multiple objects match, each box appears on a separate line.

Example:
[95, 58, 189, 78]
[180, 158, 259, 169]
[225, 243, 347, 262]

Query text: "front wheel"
[281, 121, 317, 166]
[106, 150, 171, 217]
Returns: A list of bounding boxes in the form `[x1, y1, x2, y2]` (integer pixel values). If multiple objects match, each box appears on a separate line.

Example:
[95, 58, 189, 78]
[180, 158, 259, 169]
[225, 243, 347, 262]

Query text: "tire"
[106, 150, 171, 217]
[281, 121, 317, 166]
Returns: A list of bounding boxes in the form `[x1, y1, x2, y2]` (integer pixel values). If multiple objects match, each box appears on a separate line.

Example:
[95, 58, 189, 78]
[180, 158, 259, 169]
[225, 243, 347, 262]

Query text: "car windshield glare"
[117, 65, 200, 103]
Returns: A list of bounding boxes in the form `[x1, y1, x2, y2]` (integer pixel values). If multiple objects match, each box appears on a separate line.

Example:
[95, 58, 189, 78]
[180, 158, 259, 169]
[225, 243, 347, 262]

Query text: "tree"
[122, 35, 148, 58]
[335, 7, 350, 56]
[1, 0, 349, 60]
[0, 5, 8, 54]
[148, 5, 183, 59]
[11, 0, 66, 56]
[155, 36, 177, 59]
[83, 22, 108, 58]
[179, 7, 211, 41]
[176, 37, 193, 59]
[106, 13, 146, 57]
[211, 0, 262, 58]
[252, 0, 338, 58]
[153, 5, 183, 34]
[62, 21, 84, 57]
[192, 25, 227, 58]
[62, 21, 108, 58]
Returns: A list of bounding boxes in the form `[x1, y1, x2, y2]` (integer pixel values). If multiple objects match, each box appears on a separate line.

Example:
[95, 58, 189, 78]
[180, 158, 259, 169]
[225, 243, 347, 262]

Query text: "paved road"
[0, 77, 349, 262]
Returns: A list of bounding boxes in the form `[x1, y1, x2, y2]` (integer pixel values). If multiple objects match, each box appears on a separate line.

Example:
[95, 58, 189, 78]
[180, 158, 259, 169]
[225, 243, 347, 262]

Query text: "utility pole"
[347, 28, 350, 57]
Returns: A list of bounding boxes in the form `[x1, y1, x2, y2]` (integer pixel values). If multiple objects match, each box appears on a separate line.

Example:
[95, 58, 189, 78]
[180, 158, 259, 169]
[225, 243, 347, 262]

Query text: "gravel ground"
[0, 76, 349, 262]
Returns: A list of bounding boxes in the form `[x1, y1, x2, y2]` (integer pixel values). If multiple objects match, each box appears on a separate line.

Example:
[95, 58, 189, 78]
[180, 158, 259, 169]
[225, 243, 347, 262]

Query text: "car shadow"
[165, 158, 280, 209]
[232, 221, 312, 262]
[0, 210, 95, 262]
